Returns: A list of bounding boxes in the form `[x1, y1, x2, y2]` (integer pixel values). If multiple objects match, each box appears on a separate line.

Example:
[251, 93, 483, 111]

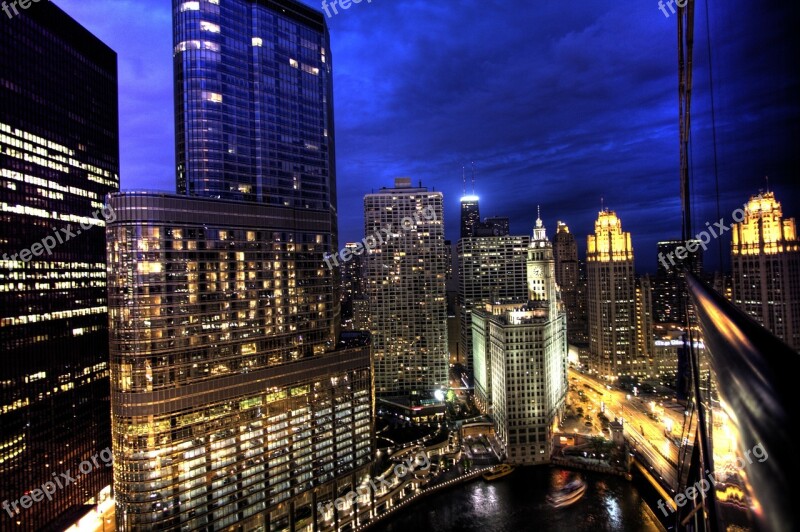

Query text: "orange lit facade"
[731, 191, 800, 350]
[586, 210, 639, 378]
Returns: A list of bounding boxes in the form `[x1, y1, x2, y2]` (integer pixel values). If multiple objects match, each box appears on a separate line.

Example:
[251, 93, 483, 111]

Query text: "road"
[568, 369, 688, 489]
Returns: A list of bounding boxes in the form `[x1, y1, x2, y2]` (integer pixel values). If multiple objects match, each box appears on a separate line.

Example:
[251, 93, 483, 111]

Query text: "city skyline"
[48, 0, 800, 273]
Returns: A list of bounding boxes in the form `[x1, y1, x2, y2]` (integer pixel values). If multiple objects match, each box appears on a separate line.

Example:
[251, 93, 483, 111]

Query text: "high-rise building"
[107, 2, 373, 529]
[475, 216, 510, 237]
[460, 195, 480, 238]
[731, 191, 800, 350]
[586, 210, 638, 379]
[653, 239, 703, 324]
[457, 234, 530, 373]
[553, 221, 588, 345]
[635, 275, 655, 377]
[341, 242, 365, 330]
[0, 5, 119, 529]
[107, 193, 373, 530]
[471, 216, 567, 464]
[364, 178, 448, 395]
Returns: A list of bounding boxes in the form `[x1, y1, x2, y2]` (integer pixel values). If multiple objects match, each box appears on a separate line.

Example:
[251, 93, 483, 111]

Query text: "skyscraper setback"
[364, 178, 448, 395]
[108, 1, 373, 529]
[586, 210, 638, 378]
[0, 4, 119, 529]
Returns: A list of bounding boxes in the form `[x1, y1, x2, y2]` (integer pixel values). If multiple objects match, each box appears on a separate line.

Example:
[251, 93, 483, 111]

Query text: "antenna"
[471, 162, 476, 195]
[462, 166, 466, 197]
[600, 196, 604, 212]
[765, 175, 770, 193]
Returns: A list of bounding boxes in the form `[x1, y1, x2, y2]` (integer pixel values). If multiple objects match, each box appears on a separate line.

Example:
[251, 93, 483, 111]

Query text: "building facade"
[553, 221, 588, 346]
[0, 5, 118, 529]
[731, 191, 800, 350]
[471, 216, 567, 464]
[653, 239, 703, 324]
[586, 210, 638, 379]
[364, 178, 448, 396]
[107, 193, 372, 531]
[457, 235, 530, 373]
[635, 275, 655, 377]
[460, 195, 480, 238]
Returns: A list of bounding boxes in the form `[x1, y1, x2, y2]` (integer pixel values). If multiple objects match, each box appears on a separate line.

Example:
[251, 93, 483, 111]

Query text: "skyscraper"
[107, 2, 374, 529]
[471, 215, 567, 463]
[635, 275, 655, 377]
[457, 234, 530, 375]
[553, 221, 588, 345]
[460, 195, 480, 238]
[107, 193, 372, 530]
[731, 191, 800, 350]
[364, 178, 448, 395]
[653, 239, 703, 324]
[586, 210, 638, 379]
[0, 4, 119, 529]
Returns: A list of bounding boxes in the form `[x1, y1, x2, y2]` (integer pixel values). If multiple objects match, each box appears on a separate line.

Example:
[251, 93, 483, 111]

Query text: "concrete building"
[553, 221, 588, 347]
[635, 275, 655, 377]
[731, 191, 800, 350]
[471, 216, 567, 464]
[586, 210, 638, 379]
[364, 178, 448, 396]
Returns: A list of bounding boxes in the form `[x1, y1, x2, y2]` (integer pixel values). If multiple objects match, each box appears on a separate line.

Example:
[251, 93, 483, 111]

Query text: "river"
[373, 466, 663, 531]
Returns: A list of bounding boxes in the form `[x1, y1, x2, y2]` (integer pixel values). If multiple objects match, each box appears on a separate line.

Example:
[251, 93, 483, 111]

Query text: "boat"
[547, 478, 587, 508]
[482, 464, 515, 481]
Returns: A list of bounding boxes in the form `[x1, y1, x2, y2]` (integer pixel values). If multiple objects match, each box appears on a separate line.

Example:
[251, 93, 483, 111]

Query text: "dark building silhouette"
[0, 4, 119, 529]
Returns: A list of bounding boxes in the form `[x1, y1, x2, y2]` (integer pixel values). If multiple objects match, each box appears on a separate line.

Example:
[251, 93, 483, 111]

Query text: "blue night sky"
[52, 0, 799, 273]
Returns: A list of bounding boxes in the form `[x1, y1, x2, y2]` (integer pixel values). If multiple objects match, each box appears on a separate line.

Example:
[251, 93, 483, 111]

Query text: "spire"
[471, 162, 476, 195]
[533, 206, 547, 241]
[462, 166, 466, 197]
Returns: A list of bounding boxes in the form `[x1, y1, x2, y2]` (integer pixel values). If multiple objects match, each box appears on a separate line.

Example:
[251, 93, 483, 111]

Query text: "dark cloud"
[54, 0, 799, 273]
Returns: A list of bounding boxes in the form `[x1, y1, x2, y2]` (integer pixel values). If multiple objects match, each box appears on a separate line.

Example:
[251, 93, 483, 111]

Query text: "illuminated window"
[200, 21, 221, 33]
[252, 37, 263, 47]
[179, 1, 200, 11]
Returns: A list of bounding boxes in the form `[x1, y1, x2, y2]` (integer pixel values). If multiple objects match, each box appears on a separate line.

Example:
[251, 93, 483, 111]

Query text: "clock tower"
[527, 207, 559, 303]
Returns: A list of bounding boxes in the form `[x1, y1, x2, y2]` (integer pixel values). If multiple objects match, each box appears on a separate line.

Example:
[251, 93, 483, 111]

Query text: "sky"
[52, 0, 800, 273]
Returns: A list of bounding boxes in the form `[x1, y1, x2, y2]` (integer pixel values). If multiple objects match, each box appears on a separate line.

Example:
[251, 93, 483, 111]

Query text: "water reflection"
[375, 467, 660, 532]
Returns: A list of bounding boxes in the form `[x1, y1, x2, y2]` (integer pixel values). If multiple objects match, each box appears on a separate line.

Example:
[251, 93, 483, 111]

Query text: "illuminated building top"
[587, 209, 634, 262]
[732, 191, 798, 255]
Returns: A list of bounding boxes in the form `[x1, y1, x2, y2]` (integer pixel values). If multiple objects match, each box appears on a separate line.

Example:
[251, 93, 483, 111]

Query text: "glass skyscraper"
[0, 4, 119, 530]
[173, 0, 336, 214]
[108, 2, 372, 530]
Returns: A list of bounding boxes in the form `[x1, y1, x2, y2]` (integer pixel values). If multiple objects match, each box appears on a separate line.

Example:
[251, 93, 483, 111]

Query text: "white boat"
[547, 478, 587, 508]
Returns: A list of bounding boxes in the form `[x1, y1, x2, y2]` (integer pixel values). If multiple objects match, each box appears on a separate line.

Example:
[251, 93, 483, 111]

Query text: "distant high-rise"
[475, 216, 510, 237]
[364, 178, 448, 395]
[553, 221, 587, 345]
[653, 239, 703, 324]
[0, 4, 119, 529]
[635, 275, 655, 376]
[460, 195, 481, 238]
[341, 242, 366, 330]
[586, 210, 638, 379]
[472, 215, 567, 464]
[731, 191, 800, 350]
[457, 234, 530, 376]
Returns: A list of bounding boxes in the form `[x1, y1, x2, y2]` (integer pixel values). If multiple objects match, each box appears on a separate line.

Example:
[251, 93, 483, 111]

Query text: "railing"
[686, 271, 800, 532]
